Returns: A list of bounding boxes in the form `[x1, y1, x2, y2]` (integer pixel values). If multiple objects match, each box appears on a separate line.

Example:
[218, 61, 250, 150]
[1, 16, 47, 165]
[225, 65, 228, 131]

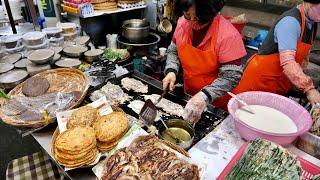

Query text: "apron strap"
[299, 3, 306, 42]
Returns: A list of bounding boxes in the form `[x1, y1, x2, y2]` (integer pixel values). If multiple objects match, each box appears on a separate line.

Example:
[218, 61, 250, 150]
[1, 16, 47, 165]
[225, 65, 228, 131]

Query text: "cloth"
[164, 42, 180, 75]
[274, 7, 314, 52]
[6, 152, 65, 180]
[203, 64, 243, 103]
[172, 15, 246, 63]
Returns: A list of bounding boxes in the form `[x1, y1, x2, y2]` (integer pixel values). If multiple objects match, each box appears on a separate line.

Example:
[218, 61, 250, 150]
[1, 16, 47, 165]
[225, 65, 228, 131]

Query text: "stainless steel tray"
[296, 132, 320, 159]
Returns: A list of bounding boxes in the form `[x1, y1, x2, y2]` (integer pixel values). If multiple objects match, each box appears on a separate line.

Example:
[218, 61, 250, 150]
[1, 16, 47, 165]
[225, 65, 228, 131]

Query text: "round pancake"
[55, 140, 96, 154]
[67, 106, 99, 129]
[56, 150, 98, 168]
[94, 112, 128, 142]
[97, 141, 118, 152]
[55, 126, 96, 151]
[22, 76, 50, 97]
[55, 148, 97, 160]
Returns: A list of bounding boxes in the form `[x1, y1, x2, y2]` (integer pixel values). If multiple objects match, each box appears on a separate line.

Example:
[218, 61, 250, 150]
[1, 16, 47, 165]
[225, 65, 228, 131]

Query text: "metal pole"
[3, 0, 17, 34]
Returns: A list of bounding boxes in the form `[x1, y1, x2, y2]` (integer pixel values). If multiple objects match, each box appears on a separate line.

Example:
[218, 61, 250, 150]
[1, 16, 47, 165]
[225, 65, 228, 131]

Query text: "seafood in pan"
[143, 94, 184, 117]
[90, 82, 131, 106]
[121, 77, 148, 93]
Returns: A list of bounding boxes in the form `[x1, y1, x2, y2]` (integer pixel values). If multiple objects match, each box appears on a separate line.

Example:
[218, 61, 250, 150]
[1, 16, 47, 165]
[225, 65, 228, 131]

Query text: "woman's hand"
[162, 72, 176, 91]
[182, 92, 208, 125]
[307, 89, 320, 105]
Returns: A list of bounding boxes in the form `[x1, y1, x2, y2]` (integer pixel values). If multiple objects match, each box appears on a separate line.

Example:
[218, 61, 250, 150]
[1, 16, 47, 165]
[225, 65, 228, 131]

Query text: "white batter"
[235, 105, 297, 134]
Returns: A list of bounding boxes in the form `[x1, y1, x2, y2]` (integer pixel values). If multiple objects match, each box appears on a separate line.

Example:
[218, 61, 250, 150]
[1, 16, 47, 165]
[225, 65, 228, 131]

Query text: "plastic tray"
[217, 142, 320, 180]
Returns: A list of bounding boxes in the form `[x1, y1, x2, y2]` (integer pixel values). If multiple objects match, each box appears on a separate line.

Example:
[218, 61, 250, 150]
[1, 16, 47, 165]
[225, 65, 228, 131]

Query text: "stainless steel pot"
[159, 119, 195, 150]
[121, 19, 150, 43]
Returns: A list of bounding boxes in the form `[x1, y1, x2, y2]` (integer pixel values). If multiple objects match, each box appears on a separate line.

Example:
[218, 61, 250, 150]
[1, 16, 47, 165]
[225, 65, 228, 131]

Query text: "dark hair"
[304, 0, 320, 4]
[174, 0, 225, 24]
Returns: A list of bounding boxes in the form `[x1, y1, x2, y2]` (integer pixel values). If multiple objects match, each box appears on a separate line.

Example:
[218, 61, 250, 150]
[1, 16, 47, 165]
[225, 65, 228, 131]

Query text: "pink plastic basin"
[228, 91, 313, 146]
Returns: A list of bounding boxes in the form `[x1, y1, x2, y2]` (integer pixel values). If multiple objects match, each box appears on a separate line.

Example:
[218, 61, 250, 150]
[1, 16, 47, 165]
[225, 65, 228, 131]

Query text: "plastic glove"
[307, 89, 320, 105]
[182, 92, 208, 125]
[162, 72, 176, 91]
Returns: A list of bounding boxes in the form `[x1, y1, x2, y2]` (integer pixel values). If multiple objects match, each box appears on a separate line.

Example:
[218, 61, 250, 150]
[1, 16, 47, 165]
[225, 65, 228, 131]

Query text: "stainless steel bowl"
[122, 19, 150, 43]
[159, 119, 195, 150]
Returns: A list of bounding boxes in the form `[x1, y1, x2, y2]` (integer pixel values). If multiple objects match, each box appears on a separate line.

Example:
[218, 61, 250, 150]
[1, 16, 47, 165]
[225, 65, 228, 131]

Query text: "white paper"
[56, 96, 113, 133]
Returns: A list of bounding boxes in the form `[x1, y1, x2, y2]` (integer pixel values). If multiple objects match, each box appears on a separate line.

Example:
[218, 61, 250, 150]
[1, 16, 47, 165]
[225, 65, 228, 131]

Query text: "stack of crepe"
[54, 127, 98, 168]
[91, 0, 117, 11]
[94, 112, 129, 152]
[117, 0, 140, 4]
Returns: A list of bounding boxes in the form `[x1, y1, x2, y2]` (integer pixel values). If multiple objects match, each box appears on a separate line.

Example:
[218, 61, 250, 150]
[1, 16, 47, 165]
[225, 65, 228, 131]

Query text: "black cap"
[304, 0, 320, 4]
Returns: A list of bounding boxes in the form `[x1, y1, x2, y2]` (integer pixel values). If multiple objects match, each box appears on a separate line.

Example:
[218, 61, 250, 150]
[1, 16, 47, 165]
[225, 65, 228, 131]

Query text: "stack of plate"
[91, 0, 117, 11]
[22, 31, 49, 50]
[1, 35, 24, 53]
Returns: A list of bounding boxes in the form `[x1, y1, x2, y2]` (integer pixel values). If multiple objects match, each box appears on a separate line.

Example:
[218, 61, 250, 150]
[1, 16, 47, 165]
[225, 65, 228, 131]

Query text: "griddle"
[86, 70, 228, 147]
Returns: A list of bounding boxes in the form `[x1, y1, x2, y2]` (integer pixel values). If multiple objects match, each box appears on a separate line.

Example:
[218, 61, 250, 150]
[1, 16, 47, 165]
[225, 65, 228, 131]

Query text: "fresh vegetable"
[226, 139, 302, 180]
[0, 89, 10, 100]
[102, 48, 128, 62]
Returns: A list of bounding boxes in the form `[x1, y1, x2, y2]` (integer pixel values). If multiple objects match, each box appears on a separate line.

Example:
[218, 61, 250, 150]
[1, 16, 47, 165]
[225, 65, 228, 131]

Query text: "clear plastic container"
[22, 31, 47, 46]
[62, 32, 77, 41]
[5, 45, 25, 54]
[1, 34, 22, 49]
[42, 27, 63, 39]
[25, 40, 50, 50]
[56, 22, 77, 34]
[49, 37, 64, 47]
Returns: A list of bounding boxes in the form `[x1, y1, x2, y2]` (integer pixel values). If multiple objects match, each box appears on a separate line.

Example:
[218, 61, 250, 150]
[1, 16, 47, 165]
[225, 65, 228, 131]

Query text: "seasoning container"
[22, 31, 47, 46]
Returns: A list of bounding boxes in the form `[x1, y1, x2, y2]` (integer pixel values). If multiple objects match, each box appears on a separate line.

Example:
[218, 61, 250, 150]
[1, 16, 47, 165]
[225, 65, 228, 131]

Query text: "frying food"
[226, 139, 302, 180]
[94, 112, 129, 152]
[22, 76, 50, 97]
[101, 135, 199, 180]
[121, 77, 148, 93]
[144, 94, 184, 117]
[90, 82, 131, 106]
[310, 105, 320, 136]
[67, 106, 99, 129]
[127, 100, 166, 122]
[54, 126, 98, 168]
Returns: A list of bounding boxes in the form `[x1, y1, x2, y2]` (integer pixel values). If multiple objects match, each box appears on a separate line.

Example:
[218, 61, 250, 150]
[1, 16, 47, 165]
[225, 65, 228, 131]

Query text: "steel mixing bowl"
[121, 19, 150, 43]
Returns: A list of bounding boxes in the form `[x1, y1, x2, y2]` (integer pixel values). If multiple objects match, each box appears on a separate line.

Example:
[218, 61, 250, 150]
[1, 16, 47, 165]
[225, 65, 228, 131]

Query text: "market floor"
[0, 121, 41, 179]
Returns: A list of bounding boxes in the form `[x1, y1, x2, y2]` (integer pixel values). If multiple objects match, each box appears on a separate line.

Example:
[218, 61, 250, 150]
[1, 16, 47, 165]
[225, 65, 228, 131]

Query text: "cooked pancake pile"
[66, 106, 99, 129]
[91, 0, 117, 11]
[102, 135, 200, 180]
[94, 112, 129, 152]
[54, 127, 98, 168]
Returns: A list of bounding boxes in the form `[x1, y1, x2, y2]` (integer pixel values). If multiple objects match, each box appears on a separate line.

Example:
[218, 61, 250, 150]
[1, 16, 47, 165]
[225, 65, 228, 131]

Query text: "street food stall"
[1, 0, 320, 179]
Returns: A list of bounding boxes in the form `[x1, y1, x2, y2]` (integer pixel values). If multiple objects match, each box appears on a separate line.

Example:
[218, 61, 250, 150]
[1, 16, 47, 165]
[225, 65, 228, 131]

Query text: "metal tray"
[296, 132, 320, 159]
[85, 70, 228, 147]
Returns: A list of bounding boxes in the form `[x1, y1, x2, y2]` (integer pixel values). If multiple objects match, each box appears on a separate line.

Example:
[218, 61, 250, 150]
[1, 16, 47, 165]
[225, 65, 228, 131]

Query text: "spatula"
[227, 92, 254, 114]
[139, 99, 181, 143]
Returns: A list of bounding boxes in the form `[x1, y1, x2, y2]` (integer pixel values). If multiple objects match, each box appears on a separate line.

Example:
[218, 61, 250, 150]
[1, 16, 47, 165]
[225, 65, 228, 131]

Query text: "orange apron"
[178, 16, 220, 97]
[214, 4, 315, 109]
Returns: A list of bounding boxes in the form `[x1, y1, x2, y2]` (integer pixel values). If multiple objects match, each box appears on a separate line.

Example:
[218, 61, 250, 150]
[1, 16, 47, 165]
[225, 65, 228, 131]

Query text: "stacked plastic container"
[42, 27, 64, 47]
[22, 31, 49, 50]
[1, 34, 24, 53]
[57, 22, 78, 42]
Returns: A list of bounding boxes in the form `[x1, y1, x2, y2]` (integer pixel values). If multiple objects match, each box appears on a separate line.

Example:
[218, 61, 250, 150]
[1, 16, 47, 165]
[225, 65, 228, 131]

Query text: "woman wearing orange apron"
[214, 0, 320, 109]
[162, 0, 246, 123]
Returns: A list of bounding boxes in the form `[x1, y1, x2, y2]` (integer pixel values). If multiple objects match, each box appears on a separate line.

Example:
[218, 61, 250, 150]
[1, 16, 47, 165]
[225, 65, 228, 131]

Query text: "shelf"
[86, 5, 147, 18]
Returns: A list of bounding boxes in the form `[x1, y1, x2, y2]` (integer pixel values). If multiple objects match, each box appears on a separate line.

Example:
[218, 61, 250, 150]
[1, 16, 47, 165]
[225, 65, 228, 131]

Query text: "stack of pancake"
[66, 106, 99, 129]
[91, 0, 117, 11]
[117, 0, 140, 4]
[94, 112, 129, 152]
[54, 127, 98, 168]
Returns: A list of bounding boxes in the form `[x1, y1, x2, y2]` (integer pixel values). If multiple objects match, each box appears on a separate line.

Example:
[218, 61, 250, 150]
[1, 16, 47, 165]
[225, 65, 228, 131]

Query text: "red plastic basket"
[217, 142, 320, 180]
